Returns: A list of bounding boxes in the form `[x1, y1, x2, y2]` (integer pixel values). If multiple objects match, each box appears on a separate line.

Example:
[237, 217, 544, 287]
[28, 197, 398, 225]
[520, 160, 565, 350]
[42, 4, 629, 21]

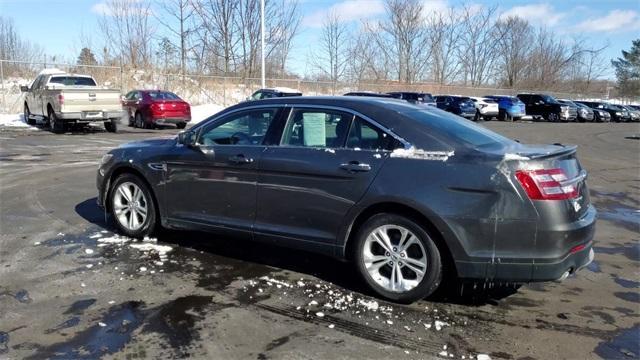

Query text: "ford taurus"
[97, 96, 596, 303]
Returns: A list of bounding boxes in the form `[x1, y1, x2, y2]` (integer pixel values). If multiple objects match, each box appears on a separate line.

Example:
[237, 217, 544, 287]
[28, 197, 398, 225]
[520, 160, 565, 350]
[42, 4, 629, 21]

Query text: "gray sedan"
[97, 97, 596, 303]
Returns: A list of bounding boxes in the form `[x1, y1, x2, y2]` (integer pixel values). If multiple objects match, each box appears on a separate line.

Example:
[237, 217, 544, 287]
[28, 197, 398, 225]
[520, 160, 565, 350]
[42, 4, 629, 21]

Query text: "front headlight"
[616, 112, 622, 115]
[101, 153, 114, 165]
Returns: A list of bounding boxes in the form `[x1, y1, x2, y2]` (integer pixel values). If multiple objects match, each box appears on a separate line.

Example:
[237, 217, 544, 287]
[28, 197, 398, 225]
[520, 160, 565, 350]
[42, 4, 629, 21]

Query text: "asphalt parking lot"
[0, 121, 638, 359]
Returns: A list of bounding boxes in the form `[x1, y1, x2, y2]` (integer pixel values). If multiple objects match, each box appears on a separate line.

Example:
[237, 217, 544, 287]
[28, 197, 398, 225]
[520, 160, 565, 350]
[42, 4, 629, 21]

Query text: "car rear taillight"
[515, 168, 578, 200]
[150, 103, 163, 114]
[58, 94, 64, 105]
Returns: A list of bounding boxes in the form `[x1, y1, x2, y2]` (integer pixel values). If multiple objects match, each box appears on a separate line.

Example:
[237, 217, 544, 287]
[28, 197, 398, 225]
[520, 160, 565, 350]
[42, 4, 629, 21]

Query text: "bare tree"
[311, 11, 349, 86]
[192, 0, 237, 74]
[98, 0, 155, 67]
[372, 0, 429, 83]
[0, 16, 44, 75]
[426, 7, 463, 84]
[154, 0, 194, 77]
[494, 16, 533, 87]
[268, 0, 301, 77]
[457, 5, 500, 86]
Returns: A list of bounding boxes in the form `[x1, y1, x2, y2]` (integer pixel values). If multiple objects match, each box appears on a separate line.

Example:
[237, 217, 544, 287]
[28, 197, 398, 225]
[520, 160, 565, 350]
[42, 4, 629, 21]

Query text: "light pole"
[260, 0, 265, 89]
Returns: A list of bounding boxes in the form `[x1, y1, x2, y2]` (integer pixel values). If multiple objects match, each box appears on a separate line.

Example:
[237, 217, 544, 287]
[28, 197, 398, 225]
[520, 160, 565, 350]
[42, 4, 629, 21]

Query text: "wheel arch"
[342, 201, 458, 278]
[105, 165, 160, 218]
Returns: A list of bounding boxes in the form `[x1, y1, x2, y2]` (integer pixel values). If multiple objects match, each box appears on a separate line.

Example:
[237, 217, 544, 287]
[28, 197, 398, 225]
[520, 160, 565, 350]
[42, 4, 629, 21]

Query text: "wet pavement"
[0, 122, 639, 359]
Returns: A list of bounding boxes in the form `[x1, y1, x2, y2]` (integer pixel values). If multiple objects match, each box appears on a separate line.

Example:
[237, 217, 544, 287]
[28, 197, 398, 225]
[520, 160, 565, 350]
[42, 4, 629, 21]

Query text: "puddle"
[0, 289, 32, 304]
[614, 277, 640, 289]
[26, 301, 145, 360]
[64, 299, 96, 315]
[595, 324, 640, 359]
[143, 295, 229, 356]
[586, 260, 602, 273]
[594, 243, 640, 262]
[590, 190, 640, 232]
[614, 292, 640, 304]
[0, 332, 7, 353]
[45, 317, 81, 334]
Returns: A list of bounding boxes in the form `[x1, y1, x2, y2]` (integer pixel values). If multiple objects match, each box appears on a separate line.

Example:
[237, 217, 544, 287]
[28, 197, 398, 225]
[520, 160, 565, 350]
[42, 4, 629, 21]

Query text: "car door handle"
[228, 154, 253, 164]
[340, 161, 371, 172]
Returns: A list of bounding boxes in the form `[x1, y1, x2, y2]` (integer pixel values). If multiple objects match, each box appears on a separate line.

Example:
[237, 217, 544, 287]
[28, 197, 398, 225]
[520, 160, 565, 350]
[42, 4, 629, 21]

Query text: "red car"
[122, 90, 191, 129]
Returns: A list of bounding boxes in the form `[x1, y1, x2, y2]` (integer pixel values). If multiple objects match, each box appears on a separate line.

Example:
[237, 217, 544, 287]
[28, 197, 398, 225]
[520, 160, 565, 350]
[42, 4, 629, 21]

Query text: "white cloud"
[573, 9, 640, 32]
[303, 0, 386, 28]
[422, 0, 450, 18]
[499, 3, 565, 26]
[91, 2, 111, 16]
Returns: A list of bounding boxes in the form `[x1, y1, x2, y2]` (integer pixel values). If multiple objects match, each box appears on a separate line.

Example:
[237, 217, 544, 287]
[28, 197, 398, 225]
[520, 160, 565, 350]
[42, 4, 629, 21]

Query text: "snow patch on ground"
[390, 147, 454, 161]
[0, 113, 38, 129]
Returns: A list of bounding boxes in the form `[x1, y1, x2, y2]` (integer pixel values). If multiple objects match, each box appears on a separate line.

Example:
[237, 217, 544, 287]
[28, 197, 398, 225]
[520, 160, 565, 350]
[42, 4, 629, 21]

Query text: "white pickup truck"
[21, 69, 125, 133]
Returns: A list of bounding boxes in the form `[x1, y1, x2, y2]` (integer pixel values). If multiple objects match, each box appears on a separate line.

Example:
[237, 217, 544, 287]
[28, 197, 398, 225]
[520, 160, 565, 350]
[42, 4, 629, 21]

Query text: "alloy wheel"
[113, 182, 148, 231]
[362, 225, 427, 293]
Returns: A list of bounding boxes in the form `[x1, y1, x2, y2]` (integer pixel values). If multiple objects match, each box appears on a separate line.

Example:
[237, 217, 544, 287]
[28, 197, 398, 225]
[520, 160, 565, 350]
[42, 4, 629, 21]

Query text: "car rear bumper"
[58, 110, 125, 122]
[150, 116, 191, 124]
[455, 205, 597, 282]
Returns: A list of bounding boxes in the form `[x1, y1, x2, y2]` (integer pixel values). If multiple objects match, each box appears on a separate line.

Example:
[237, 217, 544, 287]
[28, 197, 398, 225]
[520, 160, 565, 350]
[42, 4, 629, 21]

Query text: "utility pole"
[260, 0, 265, 89]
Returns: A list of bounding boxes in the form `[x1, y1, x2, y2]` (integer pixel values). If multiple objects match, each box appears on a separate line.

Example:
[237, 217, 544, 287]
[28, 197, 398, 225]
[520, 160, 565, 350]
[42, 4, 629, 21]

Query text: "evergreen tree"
[611, 39, 640, 97]
[77, 47, 97, 65]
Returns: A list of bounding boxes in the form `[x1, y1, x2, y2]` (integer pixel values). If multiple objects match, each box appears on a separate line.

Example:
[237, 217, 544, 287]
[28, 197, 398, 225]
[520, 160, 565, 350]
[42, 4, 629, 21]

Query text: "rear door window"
[281, 108, 353, 148]
[346, 117, 401, 151]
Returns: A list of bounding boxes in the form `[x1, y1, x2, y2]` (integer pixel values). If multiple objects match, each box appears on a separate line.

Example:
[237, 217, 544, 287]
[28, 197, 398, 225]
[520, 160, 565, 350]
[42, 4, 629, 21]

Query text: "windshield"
[407, 109, 515, 148]
[49, 76, 97, 86]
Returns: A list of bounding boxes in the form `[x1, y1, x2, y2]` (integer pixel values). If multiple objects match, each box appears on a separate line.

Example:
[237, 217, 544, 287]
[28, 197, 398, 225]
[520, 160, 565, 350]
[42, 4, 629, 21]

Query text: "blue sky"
[1, 0, 639, 79]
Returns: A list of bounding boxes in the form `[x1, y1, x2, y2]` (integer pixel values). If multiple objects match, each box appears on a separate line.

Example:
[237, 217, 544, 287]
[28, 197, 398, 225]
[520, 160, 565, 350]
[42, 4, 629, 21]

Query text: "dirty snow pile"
[90, 231, 173, 267]
[0, 113, 38, 129]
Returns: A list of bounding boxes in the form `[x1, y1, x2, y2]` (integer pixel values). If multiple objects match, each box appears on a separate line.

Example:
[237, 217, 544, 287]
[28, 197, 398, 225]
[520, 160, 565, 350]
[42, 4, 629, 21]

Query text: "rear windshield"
[49, 76, 96, 86]
[147, 91, 181, 100]
[407, 109, 514, 148]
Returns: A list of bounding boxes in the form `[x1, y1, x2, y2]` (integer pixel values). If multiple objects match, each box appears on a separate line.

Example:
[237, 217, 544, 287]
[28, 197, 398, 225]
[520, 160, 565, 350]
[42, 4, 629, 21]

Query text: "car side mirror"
[178, 130, 197, 147]
[20, 85, 30, 92]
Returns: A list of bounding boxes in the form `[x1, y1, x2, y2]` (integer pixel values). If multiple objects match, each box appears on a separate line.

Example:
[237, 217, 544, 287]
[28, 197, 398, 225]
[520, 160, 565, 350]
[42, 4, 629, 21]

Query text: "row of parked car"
[251, 87, 640, 123]
[20, 67, 639, 134]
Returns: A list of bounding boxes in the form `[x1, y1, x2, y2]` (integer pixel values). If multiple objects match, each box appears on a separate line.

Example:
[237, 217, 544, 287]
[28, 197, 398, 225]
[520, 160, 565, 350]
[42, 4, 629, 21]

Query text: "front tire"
[24, 104, 35, 125]
[546, 112, 559, 122]
[354, 213, 443, 303]
[473, 111, 481, 122]
[109, 174, 157, 238]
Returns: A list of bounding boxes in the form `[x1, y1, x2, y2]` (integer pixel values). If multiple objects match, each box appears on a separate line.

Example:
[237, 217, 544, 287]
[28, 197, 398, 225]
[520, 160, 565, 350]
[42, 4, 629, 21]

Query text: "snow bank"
[190, 104, 224, 125]
[0, 113, 38, 129]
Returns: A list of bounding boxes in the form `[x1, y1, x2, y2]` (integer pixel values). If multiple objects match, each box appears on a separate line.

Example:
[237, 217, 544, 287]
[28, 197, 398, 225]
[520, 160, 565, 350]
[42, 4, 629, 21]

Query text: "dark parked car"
[97, 96, 596, 303]
[344, 91, 393, 98]
[122, 90, 191, 129]
[248, 87, 302, 100]
[558, 99, 594, 122]
[484, 95, 526, 122]
[387, 92, 436, 106]
[517, 93, 577, 122]
[620, 105, 640, 122]
[575, 101, 630, 122]
[434, 95, 476, 119]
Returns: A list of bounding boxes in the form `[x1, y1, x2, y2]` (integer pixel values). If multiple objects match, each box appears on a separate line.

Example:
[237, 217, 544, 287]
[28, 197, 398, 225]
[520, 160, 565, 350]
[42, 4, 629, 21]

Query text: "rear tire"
[354, 213, 443, 303]
[109, 173, 157, 238]
[176, 122, 186, 129]
[105, 120, 118, 133]
[48, 107, 64, 134]
[500, 110, 513, 122]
